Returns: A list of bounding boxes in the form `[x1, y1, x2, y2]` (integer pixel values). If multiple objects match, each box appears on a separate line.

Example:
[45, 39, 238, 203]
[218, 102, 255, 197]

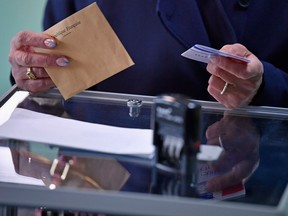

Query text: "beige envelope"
[40, 3, 134, 99]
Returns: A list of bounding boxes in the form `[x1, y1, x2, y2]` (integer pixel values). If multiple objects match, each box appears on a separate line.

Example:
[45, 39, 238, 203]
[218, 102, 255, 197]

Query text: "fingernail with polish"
[44, 38, 57, 48]
[56, 57, 70, 67]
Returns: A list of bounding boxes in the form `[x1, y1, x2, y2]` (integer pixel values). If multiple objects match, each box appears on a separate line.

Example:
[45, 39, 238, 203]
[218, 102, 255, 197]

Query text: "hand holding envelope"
[37, 3, 134, 99]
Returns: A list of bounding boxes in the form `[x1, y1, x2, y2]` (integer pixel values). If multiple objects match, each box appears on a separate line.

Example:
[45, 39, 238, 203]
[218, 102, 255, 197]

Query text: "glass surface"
[0, 88, 288, 215]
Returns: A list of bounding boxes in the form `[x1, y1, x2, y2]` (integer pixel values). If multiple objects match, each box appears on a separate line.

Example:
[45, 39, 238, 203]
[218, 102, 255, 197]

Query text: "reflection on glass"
[203, 112, 260, 195]
[9, 143, 130, 191]
[152, 111, 260, 200]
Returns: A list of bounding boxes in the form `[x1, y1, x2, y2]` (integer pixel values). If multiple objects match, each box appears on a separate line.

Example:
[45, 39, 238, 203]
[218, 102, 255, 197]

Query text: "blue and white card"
[181, 44, 250, 63]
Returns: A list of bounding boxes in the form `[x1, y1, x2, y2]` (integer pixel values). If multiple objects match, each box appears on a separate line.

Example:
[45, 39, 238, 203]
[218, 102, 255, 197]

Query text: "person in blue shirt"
[8, 0, 288, 108]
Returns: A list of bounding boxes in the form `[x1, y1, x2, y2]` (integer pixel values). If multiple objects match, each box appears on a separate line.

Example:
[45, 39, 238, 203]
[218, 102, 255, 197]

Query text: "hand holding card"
[181, 44, 250, 64]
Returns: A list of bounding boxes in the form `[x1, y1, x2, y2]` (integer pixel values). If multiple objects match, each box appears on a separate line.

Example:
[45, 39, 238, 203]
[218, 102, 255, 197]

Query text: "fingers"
[220, 44, 258, 75]
[26, 79, 55, 94]
[12, 67, 50, 80]
[9, 30, 70, 94]
[207, 44, 263, 80]
[208, 55, 258, 80]
[9, 30, 70, 68]
[205, 121, 223, 145]
[11, 30, 57, 50]
[208, 73, 262, 108]
[207, 75, 247, 108]
[206, 44, 264, 108]
[12, 49, 69, 68]
[16, 76, 55, 94]
[205, 167, 242, 192]
[205, 159, 256, 192]
[12, 66, 56, 93]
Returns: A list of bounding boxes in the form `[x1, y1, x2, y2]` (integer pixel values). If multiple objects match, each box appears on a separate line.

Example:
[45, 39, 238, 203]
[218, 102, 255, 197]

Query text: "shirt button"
[238, 0, 250, 8]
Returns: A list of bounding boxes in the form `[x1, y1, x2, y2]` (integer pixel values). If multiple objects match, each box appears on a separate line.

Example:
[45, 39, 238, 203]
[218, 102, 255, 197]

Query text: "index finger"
[11, 30, 56, 50]
[210, 55, 252, 79]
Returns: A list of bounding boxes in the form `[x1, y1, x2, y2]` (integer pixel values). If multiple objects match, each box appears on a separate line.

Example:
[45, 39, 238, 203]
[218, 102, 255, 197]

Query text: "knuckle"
[221, 44, 231, 51]
[214, 67, 224, 78]
[207, 64, 218, 75]
[21, 52, 33, 65]
[16, 31, 31, 45]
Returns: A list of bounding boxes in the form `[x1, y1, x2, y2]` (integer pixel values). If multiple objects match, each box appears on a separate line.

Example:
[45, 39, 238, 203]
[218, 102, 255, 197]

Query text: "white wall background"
[0, 0, 46, 97]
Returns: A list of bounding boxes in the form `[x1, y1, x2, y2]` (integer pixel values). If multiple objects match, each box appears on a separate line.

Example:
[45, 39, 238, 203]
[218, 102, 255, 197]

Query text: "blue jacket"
[43, 0, 288, 107]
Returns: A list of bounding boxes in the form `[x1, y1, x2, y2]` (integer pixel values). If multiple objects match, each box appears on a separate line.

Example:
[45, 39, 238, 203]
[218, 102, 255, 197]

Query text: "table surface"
[0, 86, 288, 216]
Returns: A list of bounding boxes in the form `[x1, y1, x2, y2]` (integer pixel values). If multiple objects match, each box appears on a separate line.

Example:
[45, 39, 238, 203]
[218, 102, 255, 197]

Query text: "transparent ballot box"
[0, 86, 287, 216]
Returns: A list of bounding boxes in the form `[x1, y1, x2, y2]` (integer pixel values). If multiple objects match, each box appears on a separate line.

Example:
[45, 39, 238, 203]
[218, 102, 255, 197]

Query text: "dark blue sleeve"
[251, 61, 288, 107]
